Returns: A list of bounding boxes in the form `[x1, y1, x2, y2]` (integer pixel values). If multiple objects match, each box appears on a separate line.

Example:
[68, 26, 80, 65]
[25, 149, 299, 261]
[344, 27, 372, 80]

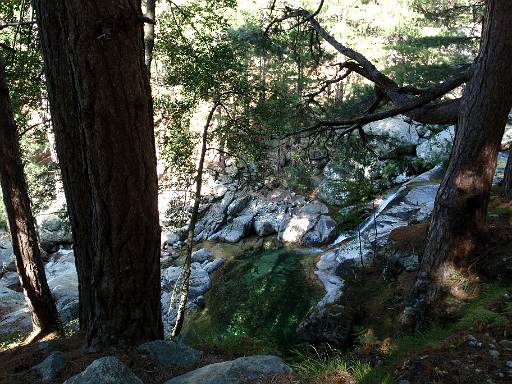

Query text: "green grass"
[290, 347, 390, 384]
[0, 332, 24, 352]
[291, 280, 512, 383]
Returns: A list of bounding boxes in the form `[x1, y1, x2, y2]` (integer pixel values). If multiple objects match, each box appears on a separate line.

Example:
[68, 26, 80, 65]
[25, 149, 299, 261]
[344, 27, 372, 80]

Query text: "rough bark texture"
[503, 151, 512, 201]
[404, 1, 512, 328]
[0, 56, 61, 338]
[34, 0, 163, 350]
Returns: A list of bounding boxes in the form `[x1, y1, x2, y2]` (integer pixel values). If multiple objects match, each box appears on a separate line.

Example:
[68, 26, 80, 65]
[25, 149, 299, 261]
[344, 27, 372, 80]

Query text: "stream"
[181, 245, 324, 353]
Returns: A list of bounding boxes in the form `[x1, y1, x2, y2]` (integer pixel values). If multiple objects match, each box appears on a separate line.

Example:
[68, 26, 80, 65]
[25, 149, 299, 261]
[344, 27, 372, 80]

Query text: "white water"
[331, 187, 403, 246]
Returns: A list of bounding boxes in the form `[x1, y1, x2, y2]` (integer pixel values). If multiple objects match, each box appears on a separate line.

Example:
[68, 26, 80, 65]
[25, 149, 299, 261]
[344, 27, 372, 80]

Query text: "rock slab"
[33, 351, 65, 383]
[137, 340, 202, 367]
[62, 356, 142, 384]
[164, 355, 293, 384]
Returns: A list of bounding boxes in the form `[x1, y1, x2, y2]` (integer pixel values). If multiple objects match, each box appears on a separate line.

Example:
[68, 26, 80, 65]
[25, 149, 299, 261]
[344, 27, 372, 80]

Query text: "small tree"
[0, 55, 61, 341]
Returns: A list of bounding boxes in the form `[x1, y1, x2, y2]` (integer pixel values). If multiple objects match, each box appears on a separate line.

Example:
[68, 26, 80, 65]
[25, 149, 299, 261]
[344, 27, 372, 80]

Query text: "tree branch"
[0, 21, 36, 31]
[285, 8, 470, 125]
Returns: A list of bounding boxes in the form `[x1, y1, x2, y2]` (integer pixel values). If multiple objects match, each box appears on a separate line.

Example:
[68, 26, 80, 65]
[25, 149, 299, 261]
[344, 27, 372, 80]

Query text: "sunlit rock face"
[416, 125, 455, 164]
[184, 189, 336, 246]
[365, 116, 423, 146]
[36, 212, 73, 252]
[0, 247, 78, 335]
[278, 201, 335, 245]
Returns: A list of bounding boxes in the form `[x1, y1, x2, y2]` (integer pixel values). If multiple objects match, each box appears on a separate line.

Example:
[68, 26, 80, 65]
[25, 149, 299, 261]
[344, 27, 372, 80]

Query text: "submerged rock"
[163, 355, 293, 384]
[137, 340, 202, 367]
[63, 356, 142, 384]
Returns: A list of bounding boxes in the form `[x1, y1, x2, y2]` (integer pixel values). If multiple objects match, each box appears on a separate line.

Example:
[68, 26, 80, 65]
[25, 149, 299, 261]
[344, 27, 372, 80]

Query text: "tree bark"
[0, 56, 61, 340]
[34, 0, 163, 350]
[503, 150, 512, 201]
[404, 1, 512, 328]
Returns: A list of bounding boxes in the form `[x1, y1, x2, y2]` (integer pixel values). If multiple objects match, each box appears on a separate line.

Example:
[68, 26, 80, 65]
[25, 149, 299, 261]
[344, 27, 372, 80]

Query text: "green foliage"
[0, 332, 24, 352]
[1, 1, 57, 212]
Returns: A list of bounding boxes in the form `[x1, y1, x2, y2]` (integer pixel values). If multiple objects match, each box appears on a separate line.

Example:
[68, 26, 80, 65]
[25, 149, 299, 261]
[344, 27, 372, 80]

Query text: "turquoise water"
[183, 246, 323, 353]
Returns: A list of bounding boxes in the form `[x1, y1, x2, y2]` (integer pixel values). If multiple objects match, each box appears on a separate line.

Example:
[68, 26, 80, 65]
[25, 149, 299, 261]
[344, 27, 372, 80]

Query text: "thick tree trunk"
[404, 1, 512, 328]
[503, 151, 512, 200]
[34, 0, 163, 350]
[0, 56, 61, 340]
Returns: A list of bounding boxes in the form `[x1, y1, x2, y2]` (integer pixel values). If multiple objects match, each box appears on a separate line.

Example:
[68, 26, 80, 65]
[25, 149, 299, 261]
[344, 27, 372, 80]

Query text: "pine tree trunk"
[404, 1, 512, 328]
[34, 0, 163, 350]
[0, 56, 61, 340]
[503, 151, 512, 201]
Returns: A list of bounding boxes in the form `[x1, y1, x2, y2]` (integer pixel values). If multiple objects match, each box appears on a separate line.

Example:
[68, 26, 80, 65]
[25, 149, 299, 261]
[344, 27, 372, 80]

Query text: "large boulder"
[163, 355, 293, 384]
[365, 116, 422, 146]
[137, 340, 202, 367]
[162, 228, 186, 248]
[253, 217, 276, 236]
[63, 356, 142, 384]
[45, 250, 79, 323]
[502, 123, 512, 150]
[161, 264, 211, 298]
[416, 126, 455, 164]
[314, 215, 337, 243]
[191, 248, 213, 263]
[227, 195, 252, 217]
[194, 191, 235, 241]
[33, 351, 66, 383]
[279, 214, 317, 243]
[211, 214, 254, 243]
[0, 238, 13, 270]
[279, 201, 331, 244]
[0, 286, 31, 335]
[37, 213, 73, 252]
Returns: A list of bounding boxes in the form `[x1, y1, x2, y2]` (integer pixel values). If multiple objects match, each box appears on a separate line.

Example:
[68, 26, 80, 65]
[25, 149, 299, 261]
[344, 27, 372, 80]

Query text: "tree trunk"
[34, 0, 163, 350]
[404, 1, 512, 328]
[503, 150, 512, 201]
[144, 0, 156, 69]
[0, 56, 61, 340]
[172, 103, 216, 338]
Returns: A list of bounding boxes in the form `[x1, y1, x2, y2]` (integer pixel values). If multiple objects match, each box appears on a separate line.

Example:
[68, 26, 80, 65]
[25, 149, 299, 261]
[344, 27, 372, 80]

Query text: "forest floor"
[1, 198, 512, 384]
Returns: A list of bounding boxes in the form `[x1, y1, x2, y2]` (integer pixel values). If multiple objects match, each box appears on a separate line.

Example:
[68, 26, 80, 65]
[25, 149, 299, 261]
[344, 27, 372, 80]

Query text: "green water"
[182, 245, 324, 354]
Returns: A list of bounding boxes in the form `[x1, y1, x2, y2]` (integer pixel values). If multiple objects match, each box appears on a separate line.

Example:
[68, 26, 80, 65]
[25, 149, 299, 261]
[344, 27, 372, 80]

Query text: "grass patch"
[0, 332, 24, 352]
[291, 347, 392, 384]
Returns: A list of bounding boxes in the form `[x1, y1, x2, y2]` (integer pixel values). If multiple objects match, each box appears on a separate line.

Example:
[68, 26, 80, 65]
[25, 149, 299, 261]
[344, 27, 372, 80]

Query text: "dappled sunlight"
[437, 262, 479, 301]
